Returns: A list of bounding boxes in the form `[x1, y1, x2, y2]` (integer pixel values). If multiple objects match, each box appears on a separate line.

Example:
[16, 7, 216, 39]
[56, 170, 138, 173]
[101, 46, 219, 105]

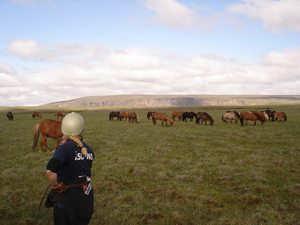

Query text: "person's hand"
[52, 182, 69, 194]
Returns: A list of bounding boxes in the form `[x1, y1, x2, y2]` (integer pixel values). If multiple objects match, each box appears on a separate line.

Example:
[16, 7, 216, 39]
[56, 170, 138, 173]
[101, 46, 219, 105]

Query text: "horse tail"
[284, 113, 287, 122]
[221, 115, 225, 122]
[31, 123, 40, 151]
[136, 113, 139, 123]
[240, 115, 244, 126]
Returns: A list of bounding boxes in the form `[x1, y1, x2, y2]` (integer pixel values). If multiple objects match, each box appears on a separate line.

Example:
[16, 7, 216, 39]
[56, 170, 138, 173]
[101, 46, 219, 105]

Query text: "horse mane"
[233, 111, 240, 119]
[253, 113, 264, 121]
[204, 112, 212, 120]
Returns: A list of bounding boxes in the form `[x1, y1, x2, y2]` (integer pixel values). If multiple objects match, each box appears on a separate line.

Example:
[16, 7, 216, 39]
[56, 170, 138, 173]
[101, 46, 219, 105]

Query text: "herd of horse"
[4, 108, 288, 153]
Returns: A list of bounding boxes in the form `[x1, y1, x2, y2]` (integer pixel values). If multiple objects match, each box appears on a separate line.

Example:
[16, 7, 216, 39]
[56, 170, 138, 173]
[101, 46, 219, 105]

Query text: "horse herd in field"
[109, 108, 287, 127]
[4, 108, 287, 153]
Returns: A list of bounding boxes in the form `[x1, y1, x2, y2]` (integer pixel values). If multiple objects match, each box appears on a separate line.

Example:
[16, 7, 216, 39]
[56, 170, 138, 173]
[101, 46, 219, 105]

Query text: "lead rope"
[35, 184, 51, 225]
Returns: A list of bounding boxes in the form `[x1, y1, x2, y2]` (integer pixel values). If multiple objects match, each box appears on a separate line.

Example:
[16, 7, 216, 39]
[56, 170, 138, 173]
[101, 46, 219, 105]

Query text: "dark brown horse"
[120, 112, 129, 122]
[128, 112, 139, 123]
[172, 111, 184, 121]
[273, 112, 287, 123]
[152, 112, 174, 126]
[182, 112, 197, 122]
[7, 111, 14, 121]
[54, 111, 65, 119]
[265, 108, 276, 121]
[109, 111, 120, 121]
[196, 112, 214, 125]
[31, 119, 63, 153]
[240, 112, 265, 126]
[32, 111, 42, 119]
[147, 111, 156, 119]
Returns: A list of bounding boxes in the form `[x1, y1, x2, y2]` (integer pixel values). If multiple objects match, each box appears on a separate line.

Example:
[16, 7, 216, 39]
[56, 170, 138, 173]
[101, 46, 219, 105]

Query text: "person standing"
[46, 112, 94, 225]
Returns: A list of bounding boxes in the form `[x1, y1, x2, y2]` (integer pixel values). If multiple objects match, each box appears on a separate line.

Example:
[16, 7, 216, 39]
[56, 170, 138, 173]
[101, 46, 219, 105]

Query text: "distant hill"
[42, 95, 300, 108]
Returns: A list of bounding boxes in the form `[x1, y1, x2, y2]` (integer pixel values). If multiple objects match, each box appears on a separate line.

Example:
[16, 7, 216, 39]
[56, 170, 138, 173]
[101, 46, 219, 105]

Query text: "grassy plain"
[0, 105, 300, 225]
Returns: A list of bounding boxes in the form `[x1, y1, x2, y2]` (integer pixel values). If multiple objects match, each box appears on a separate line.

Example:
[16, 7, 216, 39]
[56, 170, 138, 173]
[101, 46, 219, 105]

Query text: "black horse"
[265, 108, 275, 121]
[7, 111, 14, 121]
[147, 111, 156, 120]
[182, 112, 196, 122]
[109, 111, 120, 121]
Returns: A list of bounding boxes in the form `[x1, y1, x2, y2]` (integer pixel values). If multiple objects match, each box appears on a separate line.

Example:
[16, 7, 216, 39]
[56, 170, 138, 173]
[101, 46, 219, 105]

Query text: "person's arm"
[46, 170, 58, 187]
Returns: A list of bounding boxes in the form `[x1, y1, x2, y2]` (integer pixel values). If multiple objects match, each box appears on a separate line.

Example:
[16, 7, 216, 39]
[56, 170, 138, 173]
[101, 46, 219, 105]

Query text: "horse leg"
[52, 138, 61, 153]
[245, 120, 248, 126]
[39, 135, 48, 152]
[253, 120, 256, 126]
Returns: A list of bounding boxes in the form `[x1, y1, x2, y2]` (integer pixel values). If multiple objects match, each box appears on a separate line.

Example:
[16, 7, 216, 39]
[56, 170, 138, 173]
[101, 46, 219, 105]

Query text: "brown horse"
[54, 111, 65, 119]
[109, 111, 120, 121]
[240, 112, 265, 126]
[128, 112, 139, 123]
[273, 112, 287, 122]
[248, 111, 269, 122]
[196, 112, 214, 125]
[152, 112, 174, 126]
[32, 111, 42, 119]
[147, 111, 156, 119]
[172, 111, 184, 121]
[31, 119, 63, 153]
[7, 111, 14, 121]
[120, 112, 129, 122]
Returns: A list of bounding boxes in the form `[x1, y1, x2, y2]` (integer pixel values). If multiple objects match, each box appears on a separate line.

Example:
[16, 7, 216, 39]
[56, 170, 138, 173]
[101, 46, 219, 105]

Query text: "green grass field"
[0, 105, 300, 225]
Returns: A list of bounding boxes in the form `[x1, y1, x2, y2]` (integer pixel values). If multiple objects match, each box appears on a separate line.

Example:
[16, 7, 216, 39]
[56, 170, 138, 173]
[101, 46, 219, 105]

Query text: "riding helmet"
[61, 112, 85, 135]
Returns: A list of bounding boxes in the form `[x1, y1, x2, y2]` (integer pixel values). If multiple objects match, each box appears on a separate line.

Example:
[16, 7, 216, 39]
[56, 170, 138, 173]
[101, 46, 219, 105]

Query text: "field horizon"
[1, 104, 300, 224]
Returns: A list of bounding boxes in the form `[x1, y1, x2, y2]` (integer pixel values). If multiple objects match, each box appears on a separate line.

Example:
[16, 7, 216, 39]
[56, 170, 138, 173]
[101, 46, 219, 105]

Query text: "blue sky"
[1, 0, 300, 106]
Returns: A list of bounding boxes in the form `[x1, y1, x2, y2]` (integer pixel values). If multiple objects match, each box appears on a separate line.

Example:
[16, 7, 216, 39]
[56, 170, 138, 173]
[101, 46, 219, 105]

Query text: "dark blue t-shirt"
[52, 140, 94, 179]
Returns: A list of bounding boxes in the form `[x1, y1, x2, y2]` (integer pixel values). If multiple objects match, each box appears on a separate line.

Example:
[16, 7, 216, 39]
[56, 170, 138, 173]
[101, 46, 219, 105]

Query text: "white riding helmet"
[61, 112, 85, 135]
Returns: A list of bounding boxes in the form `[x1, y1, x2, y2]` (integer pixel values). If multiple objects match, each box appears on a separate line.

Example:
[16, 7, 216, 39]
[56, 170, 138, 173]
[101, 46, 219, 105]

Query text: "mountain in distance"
[42, 95, 300, 108]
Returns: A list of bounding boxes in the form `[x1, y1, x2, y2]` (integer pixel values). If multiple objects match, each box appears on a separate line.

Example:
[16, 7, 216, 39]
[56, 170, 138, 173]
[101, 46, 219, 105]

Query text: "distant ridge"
[42, 95, 300, 108]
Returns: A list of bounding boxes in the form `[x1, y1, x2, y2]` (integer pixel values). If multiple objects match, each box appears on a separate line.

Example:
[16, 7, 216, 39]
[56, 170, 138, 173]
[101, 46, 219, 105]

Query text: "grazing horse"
[240, 112, 265, 126]
[147, 111, 156, 120]
[265, 108, 276, 121]
[182, 112, 196, 122]
[32, 111, 42, 119]
[152, 112, 174, 126]
[128, 112, 139, 123]
[196, 112, 214, 125]
[54, 111, 65, 119]
[248, 111, 269, 122]
[109, 111, 120, 121]
[222, 111, 240, 123]
[172, 111, 184, 121]
[273, 112, 287, 123]
[7, 111, 14, 121]
[31, 119, 63, 153]
[120, 112, 129, 122]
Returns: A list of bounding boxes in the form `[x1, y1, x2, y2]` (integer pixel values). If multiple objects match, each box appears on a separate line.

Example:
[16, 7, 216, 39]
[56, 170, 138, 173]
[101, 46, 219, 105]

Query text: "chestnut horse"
[147, 111, 156, 119]
[7, 111, 14, 121]
[152, 112, 174, 126]
[240, 112, 265, 126]
[120, 112, 129, 122]
[172, 111, 184, 121]
[54, 111, 65, 119]
[128, 112, 139, 123]
[31, 119, 63, 153]
[196, 112, 214, 125]
[273, 112, 287, 123]
[222, 111, 239, 124]
[248, 111, 269, 122]
[109, 111, 120, 121]
[32, 111, 42, 119]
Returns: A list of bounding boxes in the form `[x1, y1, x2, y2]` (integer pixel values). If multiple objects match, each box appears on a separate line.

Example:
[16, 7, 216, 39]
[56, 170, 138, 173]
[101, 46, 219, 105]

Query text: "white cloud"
[0, 63, 17, 75]
[226, 0, 300, 33]
[2, 38, 300, 106]
[6, 39, 108, 62]
[143, 0, 218, 31]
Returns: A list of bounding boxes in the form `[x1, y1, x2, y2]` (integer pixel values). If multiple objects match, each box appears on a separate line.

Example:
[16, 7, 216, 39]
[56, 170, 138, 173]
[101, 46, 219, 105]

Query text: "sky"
[0, 0, 300, 106]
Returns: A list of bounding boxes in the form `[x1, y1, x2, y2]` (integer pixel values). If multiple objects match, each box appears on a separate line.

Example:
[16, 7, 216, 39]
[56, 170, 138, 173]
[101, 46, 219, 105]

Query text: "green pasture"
[0, 105, 300, 225]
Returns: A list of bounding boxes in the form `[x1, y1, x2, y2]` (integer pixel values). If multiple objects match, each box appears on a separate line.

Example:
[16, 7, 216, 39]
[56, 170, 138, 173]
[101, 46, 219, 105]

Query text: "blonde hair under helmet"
[61, 112, 85, 135]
